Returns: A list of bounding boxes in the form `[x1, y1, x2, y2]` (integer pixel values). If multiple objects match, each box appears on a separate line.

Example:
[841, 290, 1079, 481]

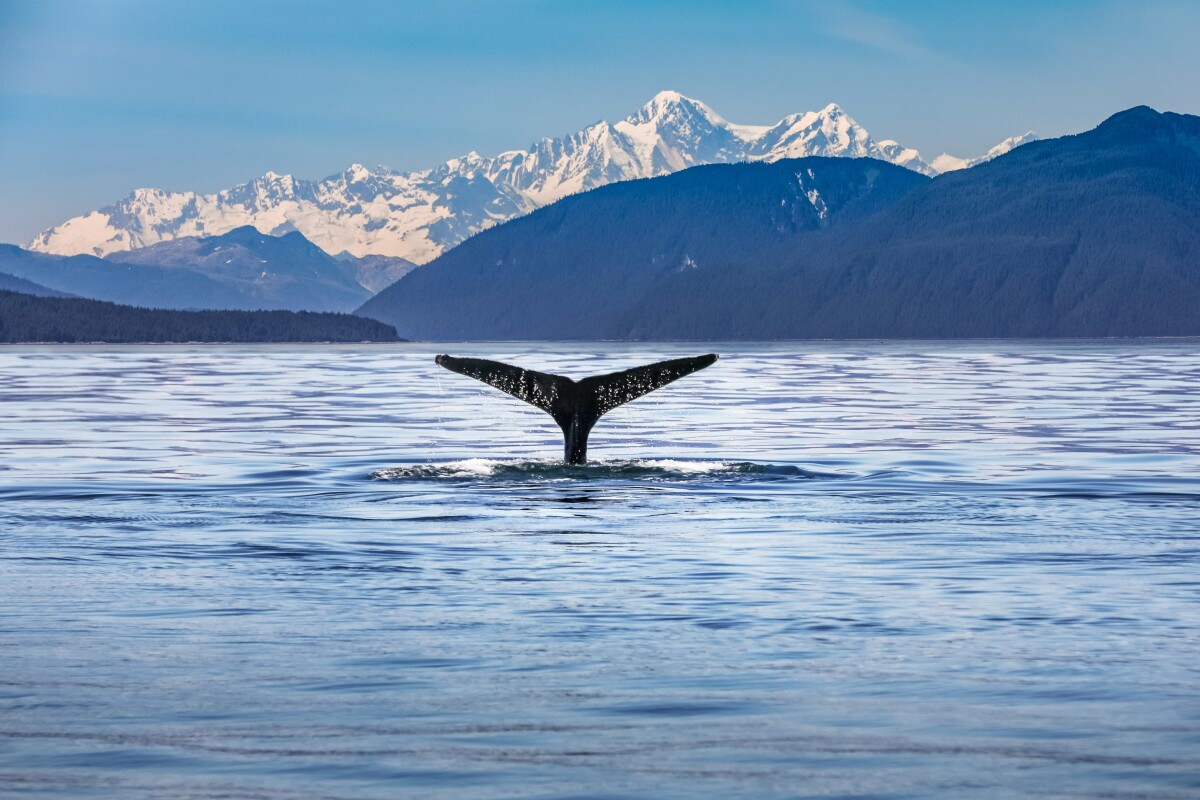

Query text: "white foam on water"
[620, 458, 735, 473]
[439, 458, 510, 476]
[372, 458, 515, 479]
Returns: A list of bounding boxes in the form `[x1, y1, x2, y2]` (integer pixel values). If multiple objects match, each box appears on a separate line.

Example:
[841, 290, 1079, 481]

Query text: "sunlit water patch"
[1, 341, 1199, 799]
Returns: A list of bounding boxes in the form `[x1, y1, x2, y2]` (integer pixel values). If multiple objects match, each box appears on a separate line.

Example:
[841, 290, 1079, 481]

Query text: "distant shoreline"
[0, 289, 403, 344]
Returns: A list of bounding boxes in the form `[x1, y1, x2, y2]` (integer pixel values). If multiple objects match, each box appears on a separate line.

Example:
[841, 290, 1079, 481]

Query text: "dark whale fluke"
[435, 353, 719, 464]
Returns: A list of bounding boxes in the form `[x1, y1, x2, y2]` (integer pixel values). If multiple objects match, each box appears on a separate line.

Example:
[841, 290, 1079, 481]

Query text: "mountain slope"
[335, 252, 418, 293]
[624, 106, 1200, 339]
[0, 245, 251, 309]
[359, 106, 1200, 340]
[106, 226, 371, 311]
[28, 92, 1024, 264]
[1, 227, 378, 312]
[636, 107, 1200, 338]
[0, 289, 400, 343]
[0, 272, 70, 298]
[357, 157, 930, 339]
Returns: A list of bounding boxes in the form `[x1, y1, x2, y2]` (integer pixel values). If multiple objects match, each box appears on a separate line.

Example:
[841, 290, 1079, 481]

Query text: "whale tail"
[435, 353, 719, 464]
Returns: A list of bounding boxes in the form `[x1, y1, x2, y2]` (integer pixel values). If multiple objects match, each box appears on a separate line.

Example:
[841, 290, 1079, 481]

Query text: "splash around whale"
[434, 353, 719, 464]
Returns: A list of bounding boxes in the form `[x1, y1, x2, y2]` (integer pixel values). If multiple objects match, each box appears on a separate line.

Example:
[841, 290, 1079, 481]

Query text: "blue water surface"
[1, 341, 1198, 799]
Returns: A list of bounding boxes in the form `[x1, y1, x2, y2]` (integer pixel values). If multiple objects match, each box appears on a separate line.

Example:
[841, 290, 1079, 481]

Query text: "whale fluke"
[435, 354, 718, 464]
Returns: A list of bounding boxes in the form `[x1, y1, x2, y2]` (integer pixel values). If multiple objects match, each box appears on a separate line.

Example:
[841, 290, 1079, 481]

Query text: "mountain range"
[0, 226, 412, 312]
[26, 92, 1031, 265]
[358, 106, 1200, 340]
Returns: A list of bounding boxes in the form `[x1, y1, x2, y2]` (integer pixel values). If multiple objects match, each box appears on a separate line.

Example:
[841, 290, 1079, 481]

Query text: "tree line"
[0, 290, 402, 343]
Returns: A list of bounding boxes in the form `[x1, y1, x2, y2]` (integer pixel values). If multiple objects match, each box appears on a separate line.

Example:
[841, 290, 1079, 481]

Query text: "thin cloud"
[812, 3, 933, 60]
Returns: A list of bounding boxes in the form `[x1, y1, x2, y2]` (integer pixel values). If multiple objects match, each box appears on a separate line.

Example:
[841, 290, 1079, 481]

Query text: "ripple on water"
[3, 342, 1200, 800]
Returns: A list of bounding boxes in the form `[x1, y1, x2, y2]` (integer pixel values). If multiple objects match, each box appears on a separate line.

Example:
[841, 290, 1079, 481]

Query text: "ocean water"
[1, 341, 1198, 799]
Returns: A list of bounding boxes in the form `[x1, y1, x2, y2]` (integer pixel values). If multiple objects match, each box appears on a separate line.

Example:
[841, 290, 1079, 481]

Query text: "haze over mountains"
[0, 271, 67, 298]
[27, 92, 1031, 264]
[0, 226, 412, 312]
[360, 106, 1200, 340]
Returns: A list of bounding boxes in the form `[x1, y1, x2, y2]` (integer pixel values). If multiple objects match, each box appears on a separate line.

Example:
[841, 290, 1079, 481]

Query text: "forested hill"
[623, 106, 1200, 339]
[0, 290, 401, 343]
[359, 106, 1200, 340]
[357, 157, 929, 339]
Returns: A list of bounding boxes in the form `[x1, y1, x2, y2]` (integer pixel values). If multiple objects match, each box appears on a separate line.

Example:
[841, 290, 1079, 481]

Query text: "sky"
[2, 0, 1199, 244]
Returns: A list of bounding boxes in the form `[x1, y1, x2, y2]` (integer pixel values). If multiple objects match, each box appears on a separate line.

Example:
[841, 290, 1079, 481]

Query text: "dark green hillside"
[0, 290, 401, 343]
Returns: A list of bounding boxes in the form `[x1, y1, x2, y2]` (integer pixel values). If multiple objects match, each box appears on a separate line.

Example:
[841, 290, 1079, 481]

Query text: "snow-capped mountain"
[930, 131, 1039, 173]
[29, 92, 1022, 264]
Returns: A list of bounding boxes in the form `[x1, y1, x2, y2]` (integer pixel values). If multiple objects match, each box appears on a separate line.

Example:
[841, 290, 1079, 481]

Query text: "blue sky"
[2, 0, 1198, 244]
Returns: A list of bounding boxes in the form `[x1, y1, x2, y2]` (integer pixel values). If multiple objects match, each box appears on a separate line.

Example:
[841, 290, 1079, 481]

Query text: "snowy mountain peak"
[29, 92, 1031, 262]
[983, 131, 1038, 159]
[625, 90, 726, 128]
[931, 130, 1039, 173]
[650, 89, 685, 103]
[638, 89, 698, 112]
